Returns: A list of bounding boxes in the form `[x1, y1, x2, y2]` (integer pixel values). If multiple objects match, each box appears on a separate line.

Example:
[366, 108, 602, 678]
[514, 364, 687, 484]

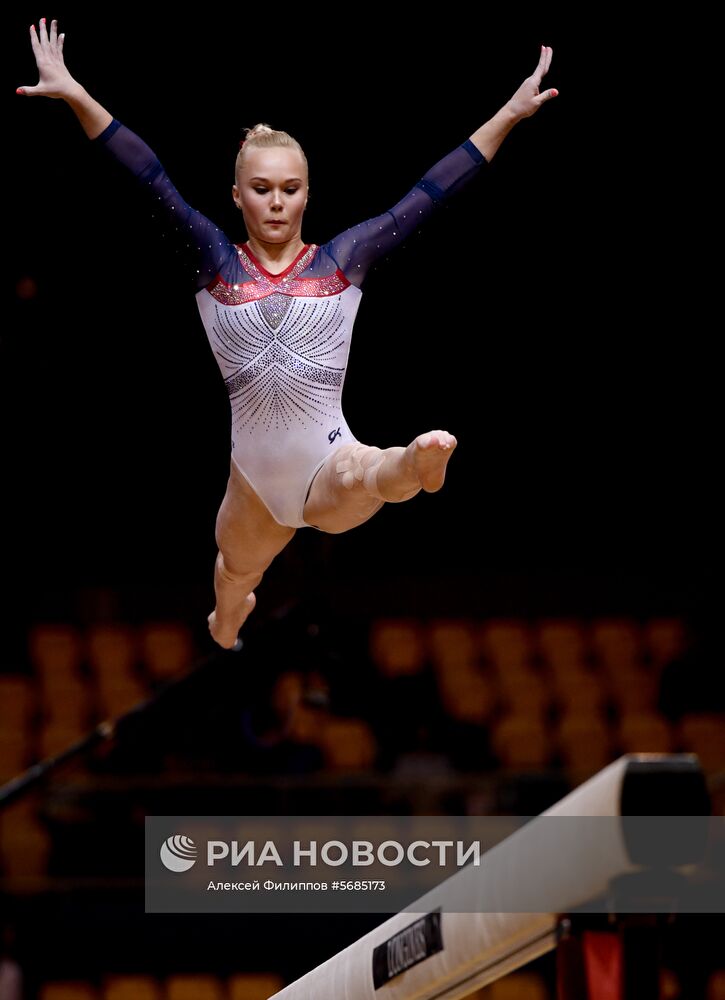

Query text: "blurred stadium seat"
[556, 710, 612, 777]
[678, 713, 725, 772]
[496, 666, 550, 716]
[370, 618, 427, 677]
[318, 717, 377, 770]
[0, 732, 28, 782]
[490, 713, 550, 770]
[479, 620, 534, 672]
[103, 975, 162, 1000]
[94, 675, 147, 717]
[535, 619, 587, 674]
[551, 668, 606, 715]
[38, 676, 91, 728]
[86, 624, 138, 682]
[438, 671, 497, 725]
[138, 621, 194, 679]
[617, 712, 674, 754]
[28, 624, 84, 677]
[606, 665, 658, 715]
[486, 970, 549, 998]
[39, 982, 98, 999]
[428, 618, 479, 671]
[164, 974, 224, 1000]
[38, 720, 89, 759]
[643, 618, 686, 670]
[0, 676, 34, 729]
[589, 618, 642, 671]
[0, 801, 51, 875]
[227, 973, 286, 999]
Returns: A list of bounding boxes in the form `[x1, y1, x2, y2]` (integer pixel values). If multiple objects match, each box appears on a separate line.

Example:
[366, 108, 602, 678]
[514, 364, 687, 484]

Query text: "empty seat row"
[25, 622, 195, 679]
[370, 617, 686, 677]
[38, 972, 285, 1000]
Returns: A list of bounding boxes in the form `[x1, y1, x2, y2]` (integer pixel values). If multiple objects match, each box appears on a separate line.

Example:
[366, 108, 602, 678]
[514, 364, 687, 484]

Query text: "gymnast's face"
[233, 146, 309, 246]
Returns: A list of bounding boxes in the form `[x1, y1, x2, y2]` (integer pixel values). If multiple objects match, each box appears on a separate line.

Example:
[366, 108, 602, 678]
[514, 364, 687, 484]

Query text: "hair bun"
[240, 122, 275, 147]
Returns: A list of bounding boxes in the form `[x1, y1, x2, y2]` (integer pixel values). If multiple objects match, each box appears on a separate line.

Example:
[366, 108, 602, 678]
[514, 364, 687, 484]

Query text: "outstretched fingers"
[506, 46, 558, 118]
[532, 45, 558, 106]
[29, 21, 42, 58]
[37, 17, 50, 49]
[19, 18, 70, 97]
[38, 17, 60, 50]
[532, 44, 553, 87]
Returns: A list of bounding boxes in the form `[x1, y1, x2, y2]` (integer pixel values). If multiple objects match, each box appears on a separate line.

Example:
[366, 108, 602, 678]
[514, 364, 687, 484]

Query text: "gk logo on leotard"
[328, 427, 342, 444]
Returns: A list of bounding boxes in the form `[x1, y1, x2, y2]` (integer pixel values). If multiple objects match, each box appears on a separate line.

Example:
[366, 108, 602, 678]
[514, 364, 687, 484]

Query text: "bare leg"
[303, 429, 457, 534]
[208, 458, 296, 649]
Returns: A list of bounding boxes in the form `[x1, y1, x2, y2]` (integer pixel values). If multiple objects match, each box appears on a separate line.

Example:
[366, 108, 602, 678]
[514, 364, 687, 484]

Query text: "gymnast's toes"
[409, 430, 457, 492]
[418, 429, 457, 451]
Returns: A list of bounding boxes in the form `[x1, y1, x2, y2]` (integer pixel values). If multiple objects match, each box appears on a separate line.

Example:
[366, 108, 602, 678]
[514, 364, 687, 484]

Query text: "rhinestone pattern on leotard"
[206, 243, 349, 309]
[205, 244, 356, 434]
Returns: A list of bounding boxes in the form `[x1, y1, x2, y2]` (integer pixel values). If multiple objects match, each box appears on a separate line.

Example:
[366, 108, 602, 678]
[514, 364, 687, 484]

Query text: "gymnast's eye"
[253, 187, 300, 195]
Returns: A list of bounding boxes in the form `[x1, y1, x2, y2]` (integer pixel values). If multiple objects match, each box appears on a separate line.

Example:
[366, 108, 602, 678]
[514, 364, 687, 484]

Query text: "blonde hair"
[235, 122, 308, 184]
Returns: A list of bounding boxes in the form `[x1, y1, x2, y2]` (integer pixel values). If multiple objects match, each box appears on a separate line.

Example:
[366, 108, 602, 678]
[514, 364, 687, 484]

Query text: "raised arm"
[468, 45, 557, 159]
[329, 45, 558, 288]
[17, 18, 236, 292]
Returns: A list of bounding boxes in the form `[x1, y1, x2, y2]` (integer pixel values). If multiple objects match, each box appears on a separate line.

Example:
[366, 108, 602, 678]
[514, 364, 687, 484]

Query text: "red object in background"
[583, 931, 622, 1000]
[15, 276, 38, 300]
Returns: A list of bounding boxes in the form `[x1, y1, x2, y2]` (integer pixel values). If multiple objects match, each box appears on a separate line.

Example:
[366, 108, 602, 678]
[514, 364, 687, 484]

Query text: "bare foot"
[207, 592, 257, 649]
[406, 430, 458, 492]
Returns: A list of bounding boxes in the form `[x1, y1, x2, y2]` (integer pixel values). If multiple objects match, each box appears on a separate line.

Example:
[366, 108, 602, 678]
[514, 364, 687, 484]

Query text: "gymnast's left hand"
[506, 45, 558, 119]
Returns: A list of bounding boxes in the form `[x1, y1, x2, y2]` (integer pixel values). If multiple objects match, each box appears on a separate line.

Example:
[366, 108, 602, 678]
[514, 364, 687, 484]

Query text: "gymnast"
[18, 20, 557, 648]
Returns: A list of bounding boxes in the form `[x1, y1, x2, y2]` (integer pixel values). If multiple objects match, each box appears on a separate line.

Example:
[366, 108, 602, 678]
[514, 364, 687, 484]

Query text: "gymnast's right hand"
[17, 19, 77, 99]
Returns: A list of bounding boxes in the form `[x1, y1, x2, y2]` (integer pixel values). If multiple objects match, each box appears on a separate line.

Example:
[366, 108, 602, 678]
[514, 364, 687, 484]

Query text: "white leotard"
[195, 241, 361, 526]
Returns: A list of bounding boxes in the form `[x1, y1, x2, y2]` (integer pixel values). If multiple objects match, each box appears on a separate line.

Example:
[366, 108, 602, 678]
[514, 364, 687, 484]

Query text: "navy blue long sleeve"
[92, 118, 488, 292]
